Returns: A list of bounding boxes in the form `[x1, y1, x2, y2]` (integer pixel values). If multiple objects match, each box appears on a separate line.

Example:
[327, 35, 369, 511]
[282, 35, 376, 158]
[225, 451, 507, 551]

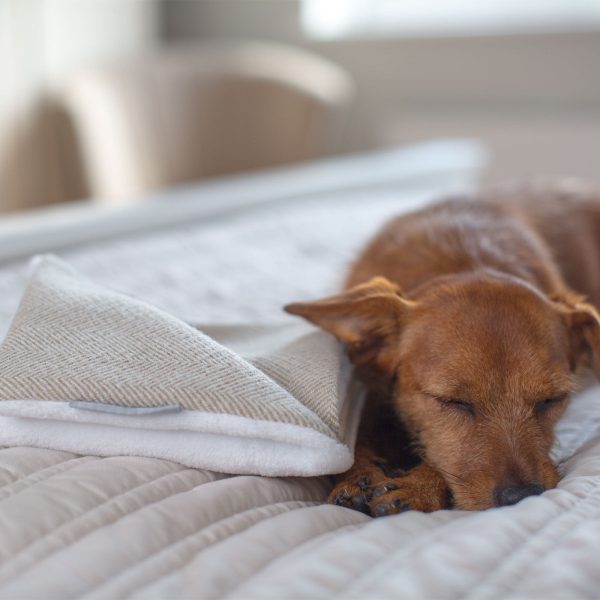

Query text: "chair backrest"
[64, 41, 355, 203]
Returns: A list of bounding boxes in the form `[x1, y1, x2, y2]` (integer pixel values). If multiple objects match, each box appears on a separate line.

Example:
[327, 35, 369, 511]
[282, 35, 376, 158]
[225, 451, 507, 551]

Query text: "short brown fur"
[285, 184, 600, 515]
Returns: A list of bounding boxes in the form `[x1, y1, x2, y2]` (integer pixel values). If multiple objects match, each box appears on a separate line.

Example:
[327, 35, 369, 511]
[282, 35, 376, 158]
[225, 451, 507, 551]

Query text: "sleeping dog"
[285, 184, 600, 516]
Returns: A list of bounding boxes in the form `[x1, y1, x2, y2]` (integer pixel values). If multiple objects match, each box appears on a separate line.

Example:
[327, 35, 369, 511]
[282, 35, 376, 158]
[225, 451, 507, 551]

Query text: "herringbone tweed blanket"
[0, 256, 364, 476]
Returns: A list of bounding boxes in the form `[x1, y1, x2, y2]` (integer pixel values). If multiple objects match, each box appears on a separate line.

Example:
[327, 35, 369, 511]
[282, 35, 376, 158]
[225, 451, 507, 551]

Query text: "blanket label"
[69, 401, 182, 416]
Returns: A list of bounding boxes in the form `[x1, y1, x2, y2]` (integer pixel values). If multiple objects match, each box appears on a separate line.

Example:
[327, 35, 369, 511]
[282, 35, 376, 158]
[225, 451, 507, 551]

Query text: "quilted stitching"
[0, 465, 222, 583]
[221, 519, 368, 600]
[87, 500, 321, 599]
[0, 456, 98, 499]
[0, 447, 76, 486]
[464, 479, 600, 599]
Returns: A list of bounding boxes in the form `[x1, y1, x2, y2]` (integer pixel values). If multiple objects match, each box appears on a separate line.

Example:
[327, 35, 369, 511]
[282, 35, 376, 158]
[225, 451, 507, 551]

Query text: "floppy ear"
[284, 277, 415, 373]
[554, 295, 600, 375]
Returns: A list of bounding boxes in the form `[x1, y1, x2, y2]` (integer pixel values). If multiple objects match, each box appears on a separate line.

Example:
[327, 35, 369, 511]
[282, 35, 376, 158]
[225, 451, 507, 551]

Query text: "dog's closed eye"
[433, 396, 475, 416]
[534, 394, 568, 416]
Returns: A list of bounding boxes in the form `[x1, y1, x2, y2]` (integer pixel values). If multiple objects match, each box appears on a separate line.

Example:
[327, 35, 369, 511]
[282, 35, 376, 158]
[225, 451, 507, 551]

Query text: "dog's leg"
[328, 391, 451, 515]
[367, 463, 451, 516]
[328, 456, 450, 516]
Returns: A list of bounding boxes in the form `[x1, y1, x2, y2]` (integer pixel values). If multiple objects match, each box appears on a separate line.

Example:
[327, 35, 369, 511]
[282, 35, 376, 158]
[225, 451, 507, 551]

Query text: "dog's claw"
[372, 483, 397, 498]
[332, 491, 350, 506]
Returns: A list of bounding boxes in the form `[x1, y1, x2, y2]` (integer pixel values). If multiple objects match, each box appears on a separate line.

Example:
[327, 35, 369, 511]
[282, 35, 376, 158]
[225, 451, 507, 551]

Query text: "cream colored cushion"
[0, 256, 363, 476]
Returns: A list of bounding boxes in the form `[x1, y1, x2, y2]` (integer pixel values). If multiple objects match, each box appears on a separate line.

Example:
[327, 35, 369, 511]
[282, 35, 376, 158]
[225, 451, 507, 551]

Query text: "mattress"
[3, 140, 600, 599]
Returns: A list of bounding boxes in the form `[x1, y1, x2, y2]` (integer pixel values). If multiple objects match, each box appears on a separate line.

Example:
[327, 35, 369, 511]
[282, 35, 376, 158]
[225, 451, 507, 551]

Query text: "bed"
[2, 140, 600, 599]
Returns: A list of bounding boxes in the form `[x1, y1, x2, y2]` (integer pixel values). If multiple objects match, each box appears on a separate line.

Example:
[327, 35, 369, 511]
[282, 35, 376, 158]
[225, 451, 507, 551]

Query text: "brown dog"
[285, 184, 600, 516]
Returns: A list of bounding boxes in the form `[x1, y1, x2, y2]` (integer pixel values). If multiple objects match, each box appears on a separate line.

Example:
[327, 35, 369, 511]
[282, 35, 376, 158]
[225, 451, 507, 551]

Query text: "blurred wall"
[163, 0, 600, 186]
[0, 0, 161, 212]
[2, 0, 600, 213]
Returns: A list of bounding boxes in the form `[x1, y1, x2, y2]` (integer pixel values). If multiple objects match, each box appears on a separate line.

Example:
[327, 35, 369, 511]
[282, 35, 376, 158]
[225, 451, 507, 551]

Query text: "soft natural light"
[301, 0, 600, 39]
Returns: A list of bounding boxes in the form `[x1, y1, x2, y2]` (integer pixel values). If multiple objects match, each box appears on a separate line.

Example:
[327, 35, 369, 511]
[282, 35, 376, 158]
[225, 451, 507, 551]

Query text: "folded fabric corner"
[0, 256, 364, 476]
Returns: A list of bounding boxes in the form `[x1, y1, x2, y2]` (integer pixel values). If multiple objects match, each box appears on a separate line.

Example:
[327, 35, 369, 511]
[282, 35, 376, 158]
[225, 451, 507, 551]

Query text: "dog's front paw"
[368, 468, 450, 516]
[328, 465, 386, 515]
[329, 463, 451, 516]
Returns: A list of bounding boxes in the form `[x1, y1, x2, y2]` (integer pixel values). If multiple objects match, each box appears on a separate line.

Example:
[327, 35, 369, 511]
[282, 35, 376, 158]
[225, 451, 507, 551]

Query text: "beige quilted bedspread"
[4, 144, 600, 599]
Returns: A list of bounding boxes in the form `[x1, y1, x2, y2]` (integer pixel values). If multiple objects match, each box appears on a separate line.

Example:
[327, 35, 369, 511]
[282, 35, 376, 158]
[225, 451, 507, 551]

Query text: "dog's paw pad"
[350, 495, 372, 515]
[357, 477, 372, 490]
[372, 498, 411, 517]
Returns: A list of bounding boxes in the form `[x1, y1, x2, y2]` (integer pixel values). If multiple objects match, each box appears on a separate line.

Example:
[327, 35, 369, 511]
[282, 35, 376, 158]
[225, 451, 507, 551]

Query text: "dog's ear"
[553, 295, 600, 374]
[284, 277, 415, 372]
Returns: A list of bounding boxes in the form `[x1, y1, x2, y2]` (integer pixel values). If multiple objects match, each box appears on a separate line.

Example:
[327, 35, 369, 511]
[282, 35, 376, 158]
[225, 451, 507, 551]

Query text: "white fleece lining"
[0, 396, 365, 476]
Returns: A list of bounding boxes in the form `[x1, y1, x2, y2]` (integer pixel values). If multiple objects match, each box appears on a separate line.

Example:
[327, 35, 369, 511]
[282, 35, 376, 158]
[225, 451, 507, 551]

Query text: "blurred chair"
[64, 41, 355, 203]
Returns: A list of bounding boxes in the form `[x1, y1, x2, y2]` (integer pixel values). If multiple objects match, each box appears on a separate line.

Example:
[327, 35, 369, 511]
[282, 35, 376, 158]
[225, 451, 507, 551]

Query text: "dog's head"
[285, 274, 600, 509]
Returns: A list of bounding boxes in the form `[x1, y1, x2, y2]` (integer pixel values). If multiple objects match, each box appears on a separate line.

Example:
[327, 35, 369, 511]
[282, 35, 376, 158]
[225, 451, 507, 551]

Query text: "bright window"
[301, 0, 600, 39]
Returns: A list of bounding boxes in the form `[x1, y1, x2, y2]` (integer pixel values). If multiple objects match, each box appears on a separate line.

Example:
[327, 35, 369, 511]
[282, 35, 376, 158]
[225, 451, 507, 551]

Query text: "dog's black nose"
[494, 483, 545, 507]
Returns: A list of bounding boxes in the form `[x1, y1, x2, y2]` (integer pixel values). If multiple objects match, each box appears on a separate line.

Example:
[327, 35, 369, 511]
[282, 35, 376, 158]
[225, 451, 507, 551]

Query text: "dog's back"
[502, 185, 600, 307]
[348, 184, 600, 308]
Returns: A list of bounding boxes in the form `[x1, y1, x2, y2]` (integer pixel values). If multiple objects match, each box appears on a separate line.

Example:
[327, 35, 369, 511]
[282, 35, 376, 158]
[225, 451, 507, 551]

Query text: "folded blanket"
[0, 256, 364, 476]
